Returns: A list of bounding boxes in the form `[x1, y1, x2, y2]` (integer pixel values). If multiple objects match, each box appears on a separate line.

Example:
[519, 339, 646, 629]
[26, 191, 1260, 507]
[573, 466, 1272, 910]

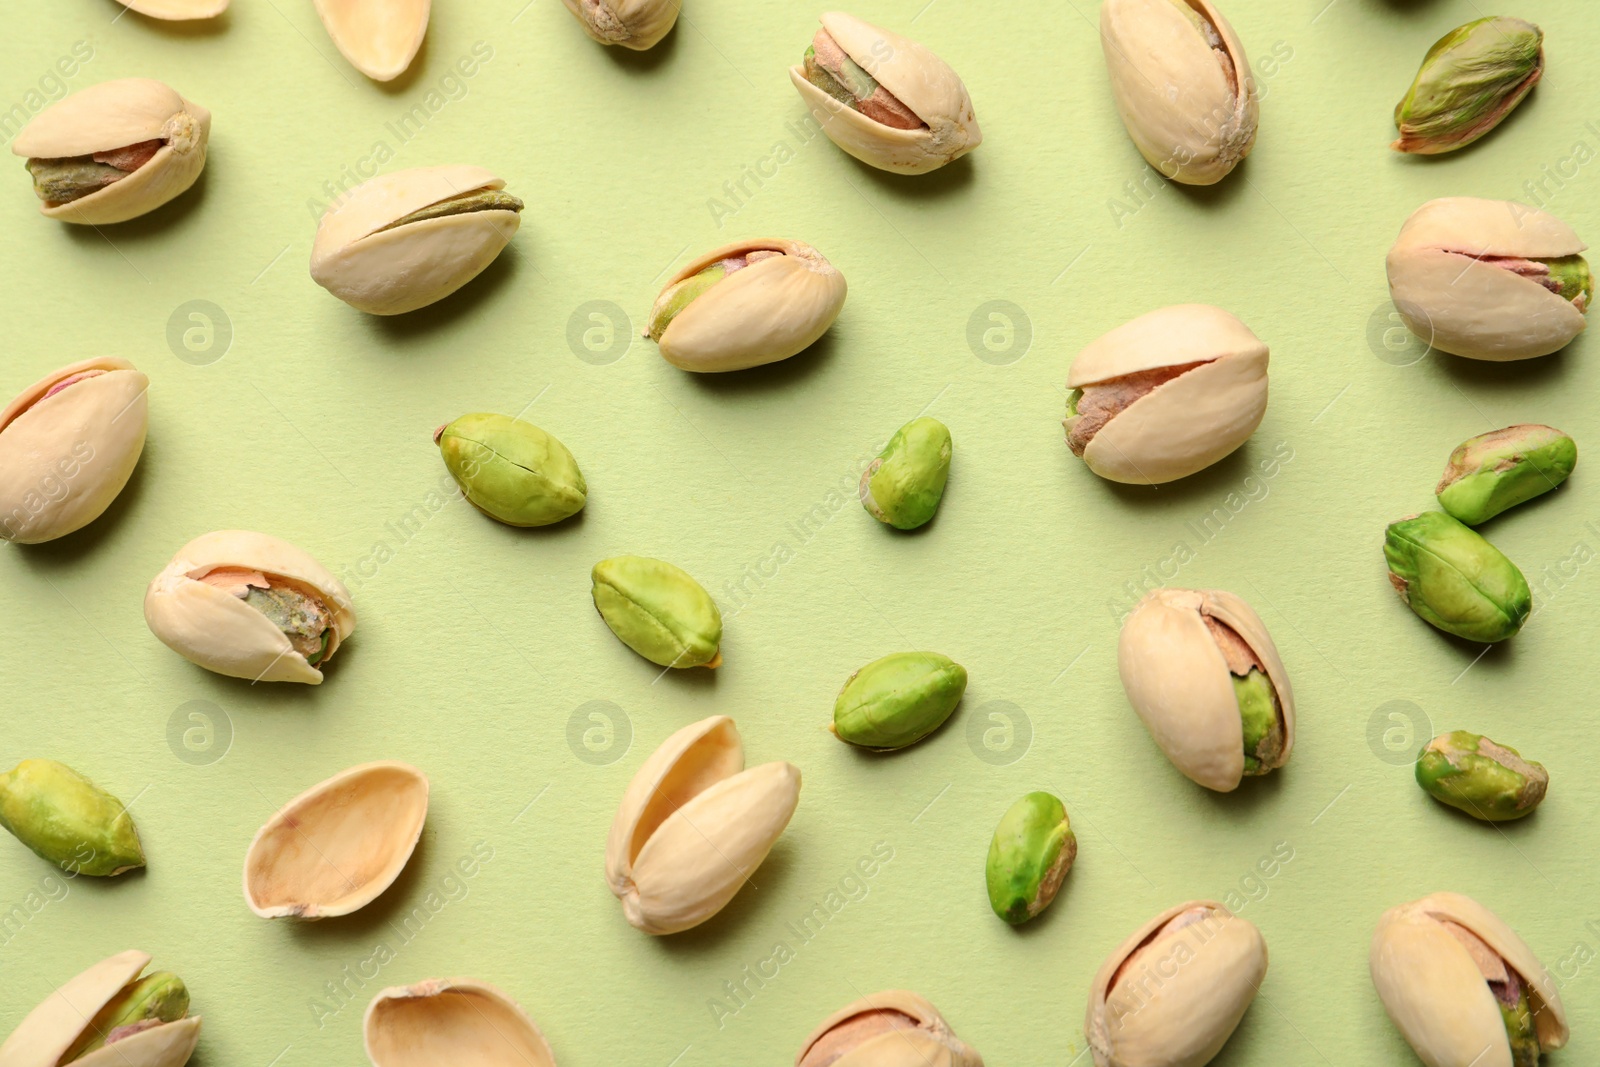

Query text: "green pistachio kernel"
[1543, 255, 1594, 309]
[647, 263, 728, 338]
[831, 652, 968, 750]
[0, 759, 145, 876]
[379, 189, 525, 232]
[1393, 17, 1544, 154]
[1235, 670, 1282, 776]
[592, 555, 722, 669]
[1415, 730, 1547, 821]
[64, 972, 189, 1061]
[436, 413, 587, 528]
[860, 417, 952, 530]
[1499, 976, 1540, 1067]
[985, 792, 1076, 925]
[1383, 512, 1531, 642]
[1437, 424, 1577, 526]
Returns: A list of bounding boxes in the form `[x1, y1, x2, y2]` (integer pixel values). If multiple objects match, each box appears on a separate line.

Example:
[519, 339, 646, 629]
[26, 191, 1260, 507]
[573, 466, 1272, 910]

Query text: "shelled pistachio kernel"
[986, 792, 1076, 924]
[0, 758, 145, 876]
[1393, 17, 1543, 154]
[1416, 731, 1547, 821]
[860, 416, 951, 530]
[1383, 512, 1531, 642]
[1436, 424, 1576, 525]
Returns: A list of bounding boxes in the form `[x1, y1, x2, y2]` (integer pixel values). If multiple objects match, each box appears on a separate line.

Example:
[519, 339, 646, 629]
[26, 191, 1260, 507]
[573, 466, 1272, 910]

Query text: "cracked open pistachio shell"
[986, 792, 1075, 925]
[0, 357, 147, 544]
[364, 978, 556, 1067]
[860, 416, 951, 530]
[10, 79, 209, 225]
[1117, 588, 1293, 792]
[1417, 730, 1547, 822]
[0, 950, 200, 1067]
[591, 555, 722, 668]
[1384, 512, 1531, 643]
[435, 413, 586, 527]
[646, 239, 847, 372]
[1387, 197, 1590, 361]
[314, 0, 429, 81]
[311, 165, 522, 315]
[561, 0, 677, 50]
[244, 762, 427, 919]
[832, 652, 968, 751]
[1100, 0, 1258, 185]
[789, 12, 981, 175]
[1372, 892, 1567, 1067]
[1087, 901, 1266, 1067]
[144, 530, 356, 684]
[1437, 424, 1576, 526]
[796, 990, 984, 1067]
[606, 716, 800, 934]
[0, 760, 144, 876]
[1394, 17, 1542, 155]
[1066, 305, 1268, 485]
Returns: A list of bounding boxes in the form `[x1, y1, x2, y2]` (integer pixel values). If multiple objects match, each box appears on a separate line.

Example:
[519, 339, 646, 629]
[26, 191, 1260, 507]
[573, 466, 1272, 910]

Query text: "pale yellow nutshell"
[364, 978, 557, 1067]
[795, 990, 984, 1067]
[0, 950, 201, 1067]
[116, 0, 228, 18]
[561, 0, 679, 50]
[313, 0, 429, 81]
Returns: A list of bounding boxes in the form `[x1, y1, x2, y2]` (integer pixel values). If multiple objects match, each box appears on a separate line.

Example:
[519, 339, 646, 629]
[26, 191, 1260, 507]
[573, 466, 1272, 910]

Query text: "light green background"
[2, 0, 1598, 1063]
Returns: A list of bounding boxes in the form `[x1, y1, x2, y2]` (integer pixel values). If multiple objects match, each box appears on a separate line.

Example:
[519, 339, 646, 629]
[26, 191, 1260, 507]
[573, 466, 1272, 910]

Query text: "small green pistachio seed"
[1543, 255, 1593, 310]
[0, 759, 145, 876]
[860, 417, 952, 530]
[1415, 730, 1547, 822]
[1437, 424, 1577, 526]
[1235, 670, 1282, 776]
[647, 263, 728, 338]
[437, 413, 587, 527]
[1383, 512, 1531, 643]
[1393, 16, 1544, 154]
[64, 972, 189, 1062]
[985, 791, 1076, 925]
[1500, 978, 1539, 1067]
[591, 555, 722, 668]
[832, 652, 967, 750]
[241, 585, 333, 664]
[379, 189, 525, 232]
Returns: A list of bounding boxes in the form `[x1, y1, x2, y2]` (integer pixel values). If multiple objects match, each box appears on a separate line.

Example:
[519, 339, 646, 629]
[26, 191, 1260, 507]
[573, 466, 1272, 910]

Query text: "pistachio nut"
[985, 792, 1075, 925]
[0, 357, 148, 544]
[1086, 901, 1267, 1067]
[311, 165, 523, 315]
[313, 0, 429, 81]
[10, 78, 209, 225]
[244, 762, 428, 919]
[796, 990, 984, 1067]
[860, 417, 951, 530]
[0, 950, 200, 1067]
[1384, 512, 1531, 643]
[1065, 305, 1268, 485]
[591, 555, 722, 668]
[435, 413, 586, 527]
[0, 760, 144, 876]
[646, 238, 848, 372]
[789, 13, 981, 175]
[364, 978, 556, 1067]
[1116, 588, 1293, 792]
[117, 0, 227, 18]
[561, 0, 678, 50]
[831, 652, 968, 751]
[1393, 17, 1543, 155]
[1437, 424, 1576, 526]
[1100, 0, 1258, 185]
[144, 530, 357, 684]
[606, 716, 801, 934]
[1416, 730, 1547, 822]
[1387, 197, 1590, 361]
[1371, 892, 1568, 1067]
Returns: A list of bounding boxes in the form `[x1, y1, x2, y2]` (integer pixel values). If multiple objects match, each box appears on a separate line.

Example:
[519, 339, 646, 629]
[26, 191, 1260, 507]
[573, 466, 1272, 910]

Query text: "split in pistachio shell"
[646, 238, 848, 372]
[1371, 892, 1568, 1067]
[986, 792, 1075, 925]
[313, 0, 429, 81]
[591, 555, 722, 668]
[364, 978, 556, 1067]
[0, 950, 200, 1067]
[10, 79, 209, 225]
[0, 760, 144, 876]
[796, 990, 984, 1067]
[144, 530, 356, 684]
[435, 414, 586, 527]
[1437, 424, 1576, 526]
[606, 716, 801, 934]
[1394, 17, 1543, 155]
[789, 12, 982, 175]
[832, 652, 968, 751]
[1387, 197, 1590, 361]
[1416, 731, 1547, 822]
[561, 0, 679, 50]
[1384, 512, 1531, 643]
[860, 417, 951, 530]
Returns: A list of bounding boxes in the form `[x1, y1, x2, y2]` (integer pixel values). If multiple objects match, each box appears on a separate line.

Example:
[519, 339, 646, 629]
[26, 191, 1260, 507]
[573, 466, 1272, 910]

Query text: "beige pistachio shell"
[10, 79, 209, 225]
[143, 530, 356, 684]
[606, 715, 801, 934]
[244, 762, 427, 919]
[1371, 892, 1567, 1067]
[789, 12, 981, 175]
[0, 950, 201, 1067]
[1388, 197, 1587, 361]
[364, 978, 555, 1067]
[561, 0, 678, 50]
[1087, 901, 1267, 1067]
[117, 0, 228, 18]
[796, 990, 983, 1067]
[313, 0, 429, 81]
[0, 358, 148, 544]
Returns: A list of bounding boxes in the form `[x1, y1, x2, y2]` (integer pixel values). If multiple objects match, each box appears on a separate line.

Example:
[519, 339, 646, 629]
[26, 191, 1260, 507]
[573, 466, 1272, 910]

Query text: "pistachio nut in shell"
[244, 762, 427, 919]
[646, 238, 847, 372]
[117, 0, 228, 18]
[1416, 730, 1547, 822]
[1065, 305, 1268, 485]
[1387, 197, 1590, 361]
[832, 652, 968, 751]
[311, 165, 523, 315]
[435, 413, 586, 527]
[314, 0, 429, 81]
[0, 950, 200, 1067]
[144, 530, 356, 684]
[1372, 892, 1567, 1067]
[790, 12, 982, 175]
[591, 555, 722, 668]
[0, 357, 148, 544]
[1384, 512, 1531, 643]
[11, 78, 209, 225]
[796, 990, 984, 1067]
[0, 759, 144, 876]
[1393, 17, 1543, 155]
[561, 0, 678, 50]
[1100, 0, 1258, 185]
[364, 978, 556, 1067]
[1117, 588, 1293, 792]
[860, 417, 951, 530]
[986, 792, 1075, 925]
[1437, 424, 1576, 526]
[607, 716, 800, 934]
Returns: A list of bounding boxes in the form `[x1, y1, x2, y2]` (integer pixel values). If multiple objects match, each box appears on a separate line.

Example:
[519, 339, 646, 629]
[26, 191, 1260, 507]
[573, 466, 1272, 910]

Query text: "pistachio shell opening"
[560, 0, 679, 50]
[1436, 424, 1576, 525]
[0, 759, 145, 876]
[796, 990, 984, 1067]
[313, 0, 430, 81]
[364, 978, 556, 1067]
[1384, 512, 1531, 642]
[435, 414, 586, 527]
[831, 651, 968, 750]
[1393, 17, 1543, 155]
[0, 950, 201, 1067]
[591, 555, 722, 668]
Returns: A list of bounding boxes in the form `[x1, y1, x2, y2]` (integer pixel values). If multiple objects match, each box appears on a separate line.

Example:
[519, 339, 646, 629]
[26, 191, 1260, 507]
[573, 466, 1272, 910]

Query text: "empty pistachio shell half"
[1087, 901, 1266, 1067]
[1066, 305, 1268, 485]
[0, 760, 144, 877]
[832, 651, 968, 750]
[647, 238, 848, 373]
[1416, 730, 1548, 822]
[244, 762, 427, 919]
[606, 716, 801, 934]
[435, 414, 586, 527]
[1394, 17, 1543, 155]
[364, 978, 556, 1067]
[0, 950, 200, 1067]
[10, 79, 209, 225]
[592, 555, 722, 668]
[796, 990, 984, 1067]
[311, 165, 523, 315]
[117, 0, 227, 18]
[561, 0, 677, 50]
[1387, 197, 1590, 361]
[861, 417, 951, 530]
[0, 357, 148, 544]
[790, 12, 982, 175]
[1437, 424, 1576, 526]
[986, 792, 1075, 925]
[1372, 892, 1568, 1067]
[1384, 512, 1531, 643]
[144, 530, 357, 684]
[1100, 0, 1258, 185]
[314, 0, 429, 81]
